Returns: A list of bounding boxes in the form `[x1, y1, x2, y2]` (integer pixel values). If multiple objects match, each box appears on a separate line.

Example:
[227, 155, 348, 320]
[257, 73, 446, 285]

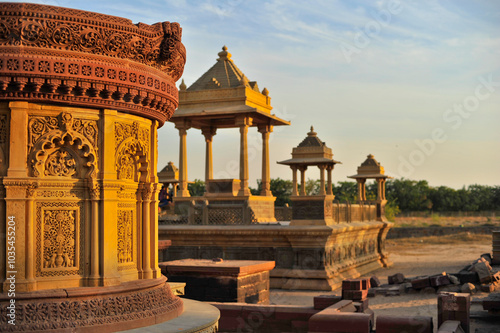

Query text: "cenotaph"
[0, 3, 218, 332]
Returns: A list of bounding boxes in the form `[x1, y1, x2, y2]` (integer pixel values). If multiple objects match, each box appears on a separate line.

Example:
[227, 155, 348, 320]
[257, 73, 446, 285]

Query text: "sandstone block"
[388, 273, 405, 284]
[431, 274, 451, 287]
[314, 295, 342, 310]
[370, 275, 381, 287]
[411, 277, 431, 289]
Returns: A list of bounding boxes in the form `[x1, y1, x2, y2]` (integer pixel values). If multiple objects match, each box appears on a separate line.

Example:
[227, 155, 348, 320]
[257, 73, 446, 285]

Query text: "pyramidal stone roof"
[348, 154, 392, 179]
[186, 46, 260, 92]
[277, 127, 341, 166]
[297, 127, 326, 148]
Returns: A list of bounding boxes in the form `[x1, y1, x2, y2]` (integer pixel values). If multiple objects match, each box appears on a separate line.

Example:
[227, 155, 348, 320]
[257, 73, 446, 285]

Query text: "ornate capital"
[89, 183, 101, 200]
[140, 184, 153, 201]
[201, 126, 217, 141]
[26, 182, 38, 198]
[257, 124, 273, 134]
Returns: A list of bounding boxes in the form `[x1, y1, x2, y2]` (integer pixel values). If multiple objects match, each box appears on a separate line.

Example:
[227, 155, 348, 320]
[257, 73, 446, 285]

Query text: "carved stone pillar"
[25, 183, 37, 290]
[89, 183, 100, 286]
[319, 164, 326, 195]
[201, 126, 216, 194]
[258, 124, 273, 196]
[326, 165, 333, 196]
[299, 166, 307, 196]
[141, 184, 152, 279]
[237, 116, 252, 196]
[292, 166, 298, 196]
[357, 179, 366, 201]
[376, 178, 383, 201]
[176, 121, 190, 197]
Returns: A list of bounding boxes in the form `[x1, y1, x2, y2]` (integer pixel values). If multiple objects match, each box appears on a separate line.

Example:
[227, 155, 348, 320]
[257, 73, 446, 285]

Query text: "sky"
[12, 0, 500, 189]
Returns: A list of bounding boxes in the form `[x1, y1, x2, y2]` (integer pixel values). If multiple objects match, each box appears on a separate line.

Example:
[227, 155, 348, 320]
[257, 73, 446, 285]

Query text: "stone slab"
[160, 259, 275, 277]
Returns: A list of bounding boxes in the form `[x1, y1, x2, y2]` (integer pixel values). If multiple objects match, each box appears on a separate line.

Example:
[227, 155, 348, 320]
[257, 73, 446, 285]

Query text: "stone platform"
[159, 221, 392, 291]
[160, 259, 275, 304]
[0, 276, 183, 332]
[119, 298, 219, 333]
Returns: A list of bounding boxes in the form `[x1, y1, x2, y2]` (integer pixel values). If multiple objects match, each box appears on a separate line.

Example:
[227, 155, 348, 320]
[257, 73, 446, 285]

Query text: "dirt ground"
[393, 215, 500, 228]
[270, 234, 497, 332]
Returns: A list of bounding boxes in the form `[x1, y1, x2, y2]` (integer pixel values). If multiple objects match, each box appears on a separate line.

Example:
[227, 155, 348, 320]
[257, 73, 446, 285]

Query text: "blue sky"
[15, 0, 500, 188]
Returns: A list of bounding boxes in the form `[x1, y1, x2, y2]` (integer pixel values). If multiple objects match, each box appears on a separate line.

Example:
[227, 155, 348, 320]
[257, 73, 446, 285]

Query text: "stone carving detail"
[0, 114, 7, 173]
[45, 149, 77, 177]
[42, 209, 77, 269]
[117, 149, 137, 180]
[0, 114, 7, 143]
[292, 200, 325, 220]
[28, 113, 98, 153]
[0, 4, 185, 77]
[0, 280, 183, 332]
[89, 183, 101, 200]
[115, 121, 150, 181]
[36, 201, 83, 277]
[117, 210, 133, 264]
[0, 3, 185, 125]
[37, 189, 78, 198]
[28, 113, 98, 178]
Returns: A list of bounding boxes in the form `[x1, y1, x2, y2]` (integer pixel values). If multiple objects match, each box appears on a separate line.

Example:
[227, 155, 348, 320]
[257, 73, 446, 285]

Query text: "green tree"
[188, 179, 206, 196]
[385, 179, 432, 211]
[331, 181, 358, 202]
[252, 178, 293, 206]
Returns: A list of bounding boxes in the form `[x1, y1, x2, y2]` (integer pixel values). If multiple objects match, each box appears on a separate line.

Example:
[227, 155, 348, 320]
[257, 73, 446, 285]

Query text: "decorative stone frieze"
[0, 3, 186, 126]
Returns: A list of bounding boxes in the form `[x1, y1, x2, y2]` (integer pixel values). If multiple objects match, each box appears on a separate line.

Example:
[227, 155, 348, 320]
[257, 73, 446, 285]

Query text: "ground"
[270, 232, 497, 332]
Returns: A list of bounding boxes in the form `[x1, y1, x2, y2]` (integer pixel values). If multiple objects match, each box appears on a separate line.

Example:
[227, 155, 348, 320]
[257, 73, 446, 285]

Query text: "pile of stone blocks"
[367, 254, 500, 297]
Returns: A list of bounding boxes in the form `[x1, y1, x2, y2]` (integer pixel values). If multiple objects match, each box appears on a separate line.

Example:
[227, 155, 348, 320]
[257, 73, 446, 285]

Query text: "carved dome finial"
[308, 126, 317, 137]
[179, 79, 187, 91]
[217, 45, 231, 61]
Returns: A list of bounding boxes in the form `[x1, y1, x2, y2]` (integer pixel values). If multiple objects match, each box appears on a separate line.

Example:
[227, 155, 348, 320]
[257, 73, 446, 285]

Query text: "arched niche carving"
[28, 130, 97, 179]
[115, 121, 150, 183]
[116, 139, 150, 182]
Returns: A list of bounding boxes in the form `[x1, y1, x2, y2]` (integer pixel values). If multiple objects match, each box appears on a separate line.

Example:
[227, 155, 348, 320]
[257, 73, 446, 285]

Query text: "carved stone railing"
[160, 199, 254, 225]
[332, 200, 377, 223]
[161, 199, 379, 225]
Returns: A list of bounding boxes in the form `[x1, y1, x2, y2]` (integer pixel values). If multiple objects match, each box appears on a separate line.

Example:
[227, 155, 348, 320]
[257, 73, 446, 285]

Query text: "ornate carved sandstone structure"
[0, 3, 191, 331]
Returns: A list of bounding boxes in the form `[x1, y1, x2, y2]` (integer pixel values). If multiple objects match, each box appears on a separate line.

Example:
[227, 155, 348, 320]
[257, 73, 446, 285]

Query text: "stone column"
[7, 102, 28, 178]
[326, 165, 333, 195]
[141, 185, 152, 279]
[25, 184, 36, 289]
[100, 109, 120, 286]
[299, 166, 307, 196]
[236, 116, 252, 196]
[149, 121, 161, 278]
[357, 179, 366, 201]
[258, 124, 273, 196]
[292, 166, 298, 196]
[319, 164, 326, 195]
[89, 184, 100, 286]
[201, 126, 216, 194]
[376, 178, 383, 201]
[381, 178, 387, 200]
[176, 121, 190, 197]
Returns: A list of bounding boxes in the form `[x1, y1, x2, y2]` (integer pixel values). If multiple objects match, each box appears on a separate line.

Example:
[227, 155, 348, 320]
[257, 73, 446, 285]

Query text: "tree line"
[187, 178, 500, 212]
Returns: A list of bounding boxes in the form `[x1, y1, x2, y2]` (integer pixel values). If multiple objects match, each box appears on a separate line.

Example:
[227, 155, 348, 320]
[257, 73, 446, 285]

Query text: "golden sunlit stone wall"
[0, 102, 163, 292]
